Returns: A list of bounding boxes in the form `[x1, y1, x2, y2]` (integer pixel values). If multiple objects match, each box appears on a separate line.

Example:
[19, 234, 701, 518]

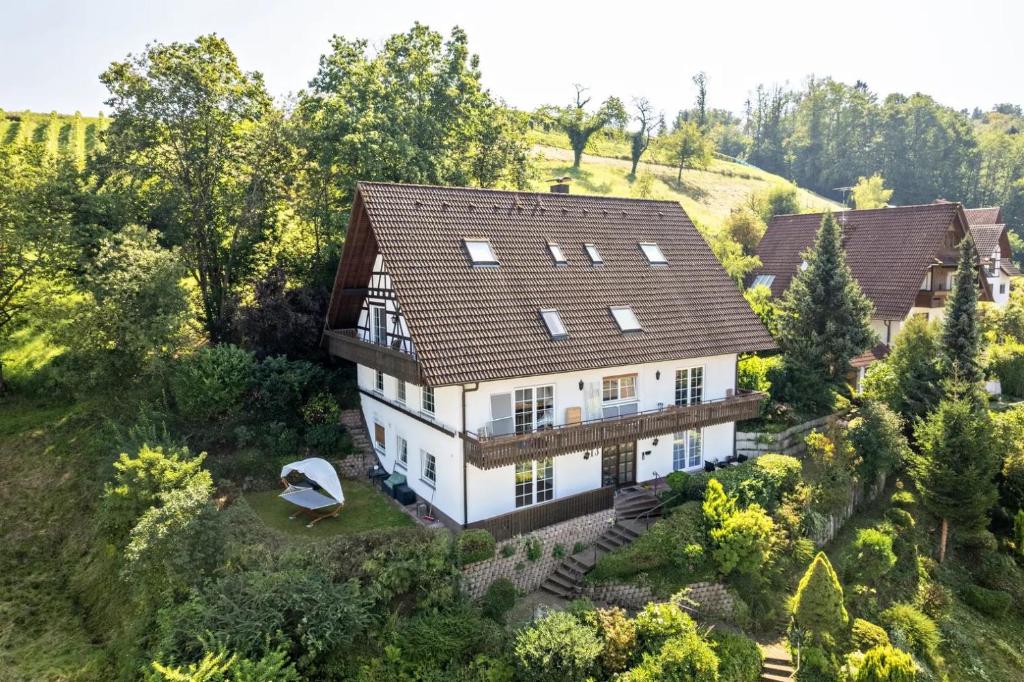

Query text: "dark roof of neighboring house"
[751, 203, 969, 320]
[964, 206, 1003, 226]
[969, 223, 1005, 259]
[851, 343, 890, 369]
[326, 182, 776, 386]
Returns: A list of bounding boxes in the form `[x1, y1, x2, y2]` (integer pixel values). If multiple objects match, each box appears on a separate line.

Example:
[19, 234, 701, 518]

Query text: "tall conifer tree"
[940, 238, 983, 387]
[776, 212, 876, 413]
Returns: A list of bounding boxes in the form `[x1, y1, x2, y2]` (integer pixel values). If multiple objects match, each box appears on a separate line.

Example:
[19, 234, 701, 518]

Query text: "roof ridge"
[771, 202, 960, 220]
[356, 180, 683, 207]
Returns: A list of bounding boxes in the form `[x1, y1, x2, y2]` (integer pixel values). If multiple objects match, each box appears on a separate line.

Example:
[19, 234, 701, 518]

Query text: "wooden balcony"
[324, 328, 422, 384]
[466, 486, 614, 541]
[463, 390, 766, 470]
[914, 289, 950, 308]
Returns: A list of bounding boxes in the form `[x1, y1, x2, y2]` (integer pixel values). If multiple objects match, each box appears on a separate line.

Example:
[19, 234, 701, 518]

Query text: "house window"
[514, 386, 554, 434]
[396, 380, 406, 404]
[374, 370, 384, 393]
[585, 243, 603, 265]
[610, 305, 642, 332]
[548, 242, 567, 265]
[944, 228, 957, 249]
[674, 367, 704, 406]
[374, 422, 386, 452]
[672, 430, 703, 470]
[603, 374, 637, 402]
[515, 458, 553, 508]
[464, 239, 498, 266]
[1000, 283, 1007, 294]
[422, 386, 435, 416]
[421, 450, 437, 485]
[370, 305, 387, 345]
[540, 309, 568, 339]
[639, 242, 667, 265]
[396, 436, 408, 468]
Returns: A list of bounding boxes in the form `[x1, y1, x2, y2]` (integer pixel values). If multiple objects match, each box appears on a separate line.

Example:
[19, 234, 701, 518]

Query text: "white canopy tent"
[279, 457, 345, 527]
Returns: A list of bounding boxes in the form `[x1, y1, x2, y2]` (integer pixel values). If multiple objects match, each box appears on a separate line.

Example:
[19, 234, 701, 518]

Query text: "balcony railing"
[914, 289, 950, 308]
[324, 328, 422, 384]
[463, 389, 766, 469]
[465, 486, 615, 541]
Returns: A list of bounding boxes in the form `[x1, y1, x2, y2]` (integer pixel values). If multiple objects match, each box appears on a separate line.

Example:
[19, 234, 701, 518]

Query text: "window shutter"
[374, 423, 385, 448]
[490, 393, 514, 436]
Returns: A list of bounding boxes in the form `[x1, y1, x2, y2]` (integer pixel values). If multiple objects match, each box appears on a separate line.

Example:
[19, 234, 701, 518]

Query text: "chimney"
[548, 176, 571, 194]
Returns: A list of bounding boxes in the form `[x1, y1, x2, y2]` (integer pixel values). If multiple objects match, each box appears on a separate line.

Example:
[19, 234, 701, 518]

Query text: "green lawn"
[244, 479, 414, 539]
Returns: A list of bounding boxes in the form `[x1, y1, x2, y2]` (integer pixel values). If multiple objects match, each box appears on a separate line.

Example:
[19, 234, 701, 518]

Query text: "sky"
[2, 0, 1021, 121]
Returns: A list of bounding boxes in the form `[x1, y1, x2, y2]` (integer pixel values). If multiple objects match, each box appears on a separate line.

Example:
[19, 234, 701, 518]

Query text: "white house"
[963, 206, 1019, 307]
[323, 181, 774, 536]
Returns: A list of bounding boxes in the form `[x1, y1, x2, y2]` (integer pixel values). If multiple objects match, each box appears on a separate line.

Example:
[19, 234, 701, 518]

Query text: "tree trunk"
[677, 165, 683, 182]
[938, 517, 948, 563]
[0, 358, 6, 395]
[572, 145, 583, 168]
[630, 158, 639, 177]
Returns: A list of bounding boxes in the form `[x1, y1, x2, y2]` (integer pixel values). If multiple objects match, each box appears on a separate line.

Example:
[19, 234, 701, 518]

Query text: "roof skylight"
[639, 242, 667, 265]
[610, 306, 642, 332]
[540, 309, 568, 339]
[464, 239, 498, 266]
[751, 274, 775, 289]
[585, 243, 603, 265]
[548, 242, 567, 265]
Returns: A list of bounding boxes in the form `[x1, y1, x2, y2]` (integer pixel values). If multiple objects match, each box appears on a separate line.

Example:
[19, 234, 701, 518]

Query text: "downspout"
[461, 382, 480, 527]
[884, 320, 892, 346]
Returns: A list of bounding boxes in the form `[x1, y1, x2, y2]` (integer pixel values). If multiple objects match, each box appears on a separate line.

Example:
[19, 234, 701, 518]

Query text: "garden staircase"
[759, 643, 795, 681]
[339, 409, 374, 457]
[539, 486, 662, 599]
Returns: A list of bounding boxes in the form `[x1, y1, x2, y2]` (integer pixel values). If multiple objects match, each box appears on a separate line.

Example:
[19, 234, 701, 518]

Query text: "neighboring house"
[963, 206, 1019, 306]
[750, 202, 995, 386]
[324, 181, 774, 535]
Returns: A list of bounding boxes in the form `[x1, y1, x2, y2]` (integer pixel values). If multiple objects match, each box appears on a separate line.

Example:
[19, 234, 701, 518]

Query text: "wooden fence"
[466, 486, 615, 541]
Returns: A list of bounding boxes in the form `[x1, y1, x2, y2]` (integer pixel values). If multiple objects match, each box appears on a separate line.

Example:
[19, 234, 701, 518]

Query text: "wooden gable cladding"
[325, 191, 379, 332]
[462, 389, 765, 469]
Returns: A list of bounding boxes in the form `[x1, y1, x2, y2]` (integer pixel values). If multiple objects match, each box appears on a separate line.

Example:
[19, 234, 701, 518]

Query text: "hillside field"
[0, 110, 108, 162]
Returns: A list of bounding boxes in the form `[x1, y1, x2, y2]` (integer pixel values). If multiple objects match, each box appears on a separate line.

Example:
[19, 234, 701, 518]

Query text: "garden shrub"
[456, 529, 496, 566]
[709, 504, 775, 576]
[712, 630, 762, 682]
[961, 584, 1012, 618]
[624, 629, 720, 682]
[803, 431, 856, 515]
[302, 392, 346, 453]
[1015, 510, 1024, 557]
[754, 454, 803, 495]
[481, 579, 517, 624]
[847, 529, 897, 584]
[987, 342, 1024, 397]
[890, 490, 915, 510]
[148, 647, 300, 681]
[879, 603, 939, 658]
[792, 552, 848, 646]
[250, 355, 326, 421]
[525, 536, 542, 561]
[396, 603, 505, 668]
[633, 602, 697, 655]
[590, 607, 636, 673]
[851, 618, 890, 651]
[847, 400, 909, 480]
[171, 344, 256, 423]
[513, 611, 601, 682]
[884, 508, 914, 530]
[797, 645, 839, 682]
[854, 645, 917, 682]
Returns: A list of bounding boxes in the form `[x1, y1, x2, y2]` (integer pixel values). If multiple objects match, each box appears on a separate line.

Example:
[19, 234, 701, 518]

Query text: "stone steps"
[759, 644, 795, 682]
[538, 520, 645, 599]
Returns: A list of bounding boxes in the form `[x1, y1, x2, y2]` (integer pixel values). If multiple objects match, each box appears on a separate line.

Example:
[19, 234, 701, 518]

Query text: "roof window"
[585, 243, 603, 265]
[464, 239, 498, 266]
[548, 242, 567, 265]
[751, 274, 775, 289]
[639, 242, 667, 265]
[610, 306, 642, 332]
[540, 309, 568, 339]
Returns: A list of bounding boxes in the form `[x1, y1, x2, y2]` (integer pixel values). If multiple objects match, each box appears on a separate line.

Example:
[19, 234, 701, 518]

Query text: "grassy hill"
[0, 110, 108, 162]
[525, 129, 841, 231]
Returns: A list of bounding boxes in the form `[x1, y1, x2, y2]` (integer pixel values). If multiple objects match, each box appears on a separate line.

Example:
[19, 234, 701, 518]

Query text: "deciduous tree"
[851, 173, 894, 209]
[629, 97, 656, 177]
[549, 85, 627, 168]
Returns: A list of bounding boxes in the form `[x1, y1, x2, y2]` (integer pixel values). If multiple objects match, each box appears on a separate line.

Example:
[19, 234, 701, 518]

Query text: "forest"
[2, 21, 1024, 682]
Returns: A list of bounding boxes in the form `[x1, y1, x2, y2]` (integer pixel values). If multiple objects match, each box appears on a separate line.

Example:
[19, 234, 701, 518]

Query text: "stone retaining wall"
[461, 509, 616, 599]
[582, 581, 734, 619]
[736, 411, 845, 458]
[335, 450, 375, 479]
[809, 473, 887, 546]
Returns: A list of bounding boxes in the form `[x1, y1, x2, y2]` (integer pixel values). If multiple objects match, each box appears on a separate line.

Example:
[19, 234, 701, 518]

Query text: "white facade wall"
[989, 272, 1013, 307]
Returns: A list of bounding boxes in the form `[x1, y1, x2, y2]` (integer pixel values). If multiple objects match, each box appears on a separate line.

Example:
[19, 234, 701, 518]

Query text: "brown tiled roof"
[327, 182, 775, 386]
[964, 206, 1003, 225]
[851, 343, 890, 369]
[752, 203, 966, 320]
[969, 223, 1005, 259]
